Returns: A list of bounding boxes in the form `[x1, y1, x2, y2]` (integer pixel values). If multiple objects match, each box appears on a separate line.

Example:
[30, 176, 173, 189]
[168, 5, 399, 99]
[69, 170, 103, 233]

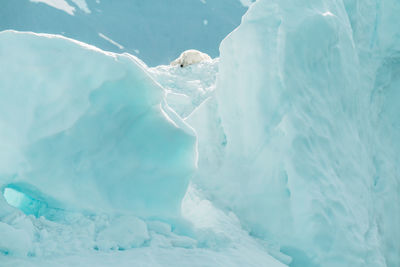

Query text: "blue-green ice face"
[0, 31, 196, 219]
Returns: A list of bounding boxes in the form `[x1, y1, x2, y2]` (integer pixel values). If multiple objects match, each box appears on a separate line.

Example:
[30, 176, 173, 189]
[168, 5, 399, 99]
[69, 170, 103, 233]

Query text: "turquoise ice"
[0, 31, 196, 220]
[191, 0, 400, 266]
[0, 0, 400, 266]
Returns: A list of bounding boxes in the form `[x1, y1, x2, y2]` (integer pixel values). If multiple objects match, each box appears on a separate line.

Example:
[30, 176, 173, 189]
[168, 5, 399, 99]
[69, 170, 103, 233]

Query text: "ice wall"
[0, 30, 286, 267]
[188, 0, 400, 266]
[0, 30, 196, 219]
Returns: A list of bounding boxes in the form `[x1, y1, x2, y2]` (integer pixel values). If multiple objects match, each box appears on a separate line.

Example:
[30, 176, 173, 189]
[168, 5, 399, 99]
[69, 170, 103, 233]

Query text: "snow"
[29, 0, 90, 15]
[0, 184, 286, 267]
[29, 0, 75, 15]
[70, 0, 90, 14]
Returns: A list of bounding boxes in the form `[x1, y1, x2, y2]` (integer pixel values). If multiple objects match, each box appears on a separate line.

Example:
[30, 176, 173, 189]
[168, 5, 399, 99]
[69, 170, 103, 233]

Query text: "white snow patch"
[98, 33, 124, 50]
[322, 11, 335, 16]
[70, 0, 90, 13]
[29, 0, 75, 15]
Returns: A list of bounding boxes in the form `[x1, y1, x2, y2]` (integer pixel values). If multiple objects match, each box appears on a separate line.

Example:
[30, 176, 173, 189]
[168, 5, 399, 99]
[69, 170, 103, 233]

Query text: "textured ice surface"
[188, 0, 400, 266]
[0, 30, 283, 266]
[0, 30, 196, 220]
[1, 0, 400, 265]
[1, 185, 284, 267]
[149, 59, 218, 118]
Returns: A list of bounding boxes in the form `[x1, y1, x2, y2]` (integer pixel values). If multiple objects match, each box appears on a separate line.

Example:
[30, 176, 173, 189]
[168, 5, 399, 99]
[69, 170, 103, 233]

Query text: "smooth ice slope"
[0, 30, 196, 219]
[187, 0, 400, 266]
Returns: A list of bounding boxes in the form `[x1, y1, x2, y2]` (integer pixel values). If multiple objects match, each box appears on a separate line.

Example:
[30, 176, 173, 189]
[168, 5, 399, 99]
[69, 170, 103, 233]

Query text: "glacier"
[1, 0, 400, 266]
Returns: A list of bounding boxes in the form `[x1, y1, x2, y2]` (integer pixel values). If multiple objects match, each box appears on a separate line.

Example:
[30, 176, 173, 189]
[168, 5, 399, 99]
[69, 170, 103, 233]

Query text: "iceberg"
[188, 0, 400, 266]
[1, 0, 400, 266]
[0, 30, 196, 220]
[0, 30, 284, 267]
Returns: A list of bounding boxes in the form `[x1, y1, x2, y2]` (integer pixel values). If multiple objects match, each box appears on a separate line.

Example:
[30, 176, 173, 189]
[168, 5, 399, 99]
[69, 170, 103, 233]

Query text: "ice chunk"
[70, 0, 90, 14]
[0, 221, 33, 256]
[147, 220, 172, 236]
[0, 30, 196, 220]
[29, 0, 90, 15]
[186, 0, 400, 266]
[29, 0, 76, 15]
[95, 216, 149, 250]
[0, 31, 285, 266]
